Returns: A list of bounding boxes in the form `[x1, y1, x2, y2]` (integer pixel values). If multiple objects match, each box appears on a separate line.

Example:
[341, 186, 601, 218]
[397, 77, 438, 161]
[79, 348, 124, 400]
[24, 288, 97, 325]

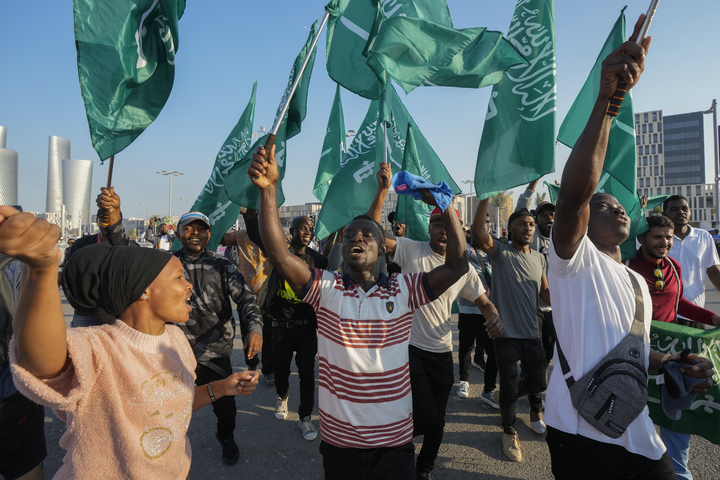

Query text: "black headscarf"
[61, 244, 172, 324]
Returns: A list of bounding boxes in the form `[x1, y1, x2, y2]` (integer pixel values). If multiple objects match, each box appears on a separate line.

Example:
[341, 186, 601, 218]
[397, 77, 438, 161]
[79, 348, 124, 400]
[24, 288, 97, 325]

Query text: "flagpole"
[382, 122, 389, 189]
[264, 12, 330, 153]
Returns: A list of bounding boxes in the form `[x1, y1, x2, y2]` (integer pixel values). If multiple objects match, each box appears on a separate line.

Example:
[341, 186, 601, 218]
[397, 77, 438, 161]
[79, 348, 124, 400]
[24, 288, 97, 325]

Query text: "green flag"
[73, 0, 185, 161]
[366, 16, 527, 94]
[556, 9, 647, 260]
[648, 321, 720, 445]
[474, 0, 556, 200]
[176, 83, 257, 251]
[395, 125, 431, 242]
[224, 20, 319, 210]
[315, 86, 459, 240]
[313, 85, 346, 203]
[325, 0, 452, 99]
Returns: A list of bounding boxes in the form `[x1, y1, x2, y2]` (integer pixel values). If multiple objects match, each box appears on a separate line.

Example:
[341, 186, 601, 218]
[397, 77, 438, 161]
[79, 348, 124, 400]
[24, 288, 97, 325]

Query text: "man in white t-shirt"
[368, 164, 504, 478]
[663, 195, 720, 310]
[661, 194, 720, 479]
[546, 18, 714, 480]
[247, 145, 472, 480]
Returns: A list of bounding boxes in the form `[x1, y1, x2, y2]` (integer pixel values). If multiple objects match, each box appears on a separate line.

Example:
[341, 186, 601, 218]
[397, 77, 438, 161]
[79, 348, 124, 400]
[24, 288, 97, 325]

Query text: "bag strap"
[667, 259, 680, 314]
[556, 268, 646, 388]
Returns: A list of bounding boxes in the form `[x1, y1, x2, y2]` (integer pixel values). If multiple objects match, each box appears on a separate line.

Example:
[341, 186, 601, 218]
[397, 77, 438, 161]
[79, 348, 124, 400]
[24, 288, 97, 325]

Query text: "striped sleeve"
[402, 272, 432, 311]
[299, 267, 325, 310]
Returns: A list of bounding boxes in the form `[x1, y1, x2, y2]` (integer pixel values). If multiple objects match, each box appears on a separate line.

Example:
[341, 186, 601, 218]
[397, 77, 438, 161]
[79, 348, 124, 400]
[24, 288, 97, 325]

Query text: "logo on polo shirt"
[386, 301, 394, 313]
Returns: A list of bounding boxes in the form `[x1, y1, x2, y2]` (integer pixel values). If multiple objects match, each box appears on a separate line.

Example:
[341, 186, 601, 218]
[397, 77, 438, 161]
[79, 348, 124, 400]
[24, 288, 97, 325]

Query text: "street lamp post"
[704, 100, 718, 227]
[139, 202, 149, 222]
[156, 170, 183, 219]
[179, 197, 190, 213]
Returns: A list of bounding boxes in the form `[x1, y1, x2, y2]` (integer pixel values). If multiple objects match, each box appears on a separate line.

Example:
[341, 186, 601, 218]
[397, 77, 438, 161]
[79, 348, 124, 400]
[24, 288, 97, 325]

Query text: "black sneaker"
[215, 432, 240, 466]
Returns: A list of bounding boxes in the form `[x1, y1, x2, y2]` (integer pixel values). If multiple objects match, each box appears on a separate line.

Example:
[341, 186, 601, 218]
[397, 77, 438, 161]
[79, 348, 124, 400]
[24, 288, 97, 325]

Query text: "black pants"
[458, 313, 497, 392]
[195, 358, 236, 440]
[240, 316, 260, 370]
[409, 345, 453, 473]
[493, 337, 547, 435]
[0, 391, 47, 479]
[260, 318, 273, 375]
[537, 309, 556, 363]
[272, 323, 317, 419]
[546, 426, 676, 479]
[319, 440, 415, 480]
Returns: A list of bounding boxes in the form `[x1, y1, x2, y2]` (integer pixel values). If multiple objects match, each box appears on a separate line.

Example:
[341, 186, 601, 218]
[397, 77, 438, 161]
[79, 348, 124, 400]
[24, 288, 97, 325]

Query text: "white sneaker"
[297, 416, 318, 441]
[274, 396, 288, 420]
[531, 420, 547, 435]
[456, 381, 469, 398]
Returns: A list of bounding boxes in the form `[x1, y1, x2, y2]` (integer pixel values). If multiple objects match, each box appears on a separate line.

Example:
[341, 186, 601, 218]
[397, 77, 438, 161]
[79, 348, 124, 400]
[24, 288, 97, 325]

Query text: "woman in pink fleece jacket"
[0, 206, 260, 479]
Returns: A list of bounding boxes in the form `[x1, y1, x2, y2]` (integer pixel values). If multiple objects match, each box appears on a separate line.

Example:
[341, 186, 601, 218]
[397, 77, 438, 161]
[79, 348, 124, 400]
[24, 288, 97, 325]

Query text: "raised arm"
[425, 202, 469, 297]
[553, 15, 651, 260]
[247, 145, 312, 294]
[0, 207, 67, 379]
[516, 179, 539, 212]
[368, 162, 397, 254]
[471, 198, 495, 254]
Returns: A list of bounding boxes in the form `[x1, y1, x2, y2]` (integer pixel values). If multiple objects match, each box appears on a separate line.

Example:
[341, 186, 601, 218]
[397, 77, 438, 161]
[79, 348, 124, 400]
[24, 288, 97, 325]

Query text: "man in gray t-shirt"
[473, 200, 551, 463]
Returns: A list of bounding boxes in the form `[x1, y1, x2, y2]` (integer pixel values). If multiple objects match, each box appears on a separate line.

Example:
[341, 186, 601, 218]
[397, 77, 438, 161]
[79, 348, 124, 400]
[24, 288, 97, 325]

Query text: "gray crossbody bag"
[555, 270, 648, 439]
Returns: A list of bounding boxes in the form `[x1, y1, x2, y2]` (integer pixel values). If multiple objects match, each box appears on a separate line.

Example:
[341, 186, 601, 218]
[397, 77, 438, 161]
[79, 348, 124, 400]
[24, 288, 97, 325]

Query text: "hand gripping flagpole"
[101, 155, 115, 226]
[261, 12, 330, 159]
[607, 0, 660, 117]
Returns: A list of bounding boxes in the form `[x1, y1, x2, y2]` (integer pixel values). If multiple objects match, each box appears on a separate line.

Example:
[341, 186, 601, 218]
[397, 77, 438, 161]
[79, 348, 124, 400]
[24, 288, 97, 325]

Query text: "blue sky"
[1, 0, 719, 219]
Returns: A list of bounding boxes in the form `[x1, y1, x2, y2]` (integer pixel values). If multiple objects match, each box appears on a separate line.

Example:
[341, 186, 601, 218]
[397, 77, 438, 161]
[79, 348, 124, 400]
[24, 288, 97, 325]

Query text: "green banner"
[395, 125, 431, 242]
[474, 0, 556, 200]
[315, 86, 459, 240]
[73, 0, 185, 161]
[224, 20, 318, 210]
[325, 0, 452, 99]
[313, 85, 346, 203]
[366, 16, 526, 94]
[173, 83, 257, 251]
[648, 320, 720, 445]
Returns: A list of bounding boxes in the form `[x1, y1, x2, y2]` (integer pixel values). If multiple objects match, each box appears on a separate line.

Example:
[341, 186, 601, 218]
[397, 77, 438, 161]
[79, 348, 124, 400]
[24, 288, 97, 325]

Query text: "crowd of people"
[0, 16, 717, 480]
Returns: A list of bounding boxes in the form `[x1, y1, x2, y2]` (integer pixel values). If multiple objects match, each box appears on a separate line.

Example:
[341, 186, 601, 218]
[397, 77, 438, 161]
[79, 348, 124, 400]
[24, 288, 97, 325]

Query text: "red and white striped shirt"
[302, 268, 432, 448]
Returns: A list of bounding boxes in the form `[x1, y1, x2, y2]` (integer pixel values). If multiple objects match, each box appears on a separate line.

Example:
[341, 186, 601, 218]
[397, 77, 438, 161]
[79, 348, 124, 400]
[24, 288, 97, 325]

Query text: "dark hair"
[350, 215, 386, 244]
[646, 214, 674, 230]
[662, 195, 688, 212]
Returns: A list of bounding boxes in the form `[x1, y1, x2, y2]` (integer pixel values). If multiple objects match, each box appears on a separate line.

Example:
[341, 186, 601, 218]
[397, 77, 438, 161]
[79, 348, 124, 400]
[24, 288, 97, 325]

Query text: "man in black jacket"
[174, 211, 263, 466]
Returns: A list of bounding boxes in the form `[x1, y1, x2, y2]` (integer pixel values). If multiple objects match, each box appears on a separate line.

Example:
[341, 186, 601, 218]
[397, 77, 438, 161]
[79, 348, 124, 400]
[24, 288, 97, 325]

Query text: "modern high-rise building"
[635, 110, 714, 226]
[47, 135, 70, 213]
[0, 126, 19, 205]
[62, 159, 93, 230]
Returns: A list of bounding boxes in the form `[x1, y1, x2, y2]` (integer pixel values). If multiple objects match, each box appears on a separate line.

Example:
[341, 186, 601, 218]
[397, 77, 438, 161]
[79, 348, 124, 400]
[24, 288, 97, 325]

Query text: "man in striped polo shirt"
[248, 145, 469, 479]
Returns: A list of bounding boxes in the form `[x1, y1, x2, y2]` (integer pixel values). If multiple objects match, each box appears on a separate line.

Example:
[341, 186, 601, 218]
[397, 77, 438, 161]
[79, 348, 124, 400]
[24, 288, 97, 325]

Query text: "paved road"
[40, 281, 720, 479]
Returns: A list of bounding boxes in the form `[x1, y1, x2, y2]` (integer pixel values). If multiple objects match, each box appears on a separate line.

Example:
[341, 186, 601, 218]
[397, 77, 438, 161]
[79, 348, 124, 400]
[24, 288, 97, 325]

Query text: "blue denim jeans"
[659, 426, 692, 480]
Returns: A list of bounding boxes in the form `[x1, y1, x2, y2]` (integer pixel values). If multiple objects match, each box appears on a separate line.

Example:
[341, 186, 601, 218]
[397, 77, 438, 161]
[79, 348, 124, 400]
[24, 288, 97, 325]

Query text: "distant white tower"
[46, 136, 70, 213]
[0, 126, 19, 205]
[62, 159, 93, 230]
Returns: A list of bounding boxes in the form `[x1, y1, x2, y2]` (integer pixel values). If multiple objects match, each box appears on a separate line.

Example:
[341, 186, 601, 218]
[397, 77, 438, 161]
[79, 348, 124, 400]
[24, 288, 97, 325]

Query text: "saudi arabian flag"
[313, 85, 346, 203]
[366, 16, 527, 94]
[474, 0, 556, 200]
[73, 0, 185, 161]
[315, 86, 459, 240]
[175, 83, 257, 251]
[556, 9, 646, 260]
[648, 321, 720, 445]
[224, 20, 318, 210]
[325, 0, 452, 100]
[395, 124, 431, 242]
